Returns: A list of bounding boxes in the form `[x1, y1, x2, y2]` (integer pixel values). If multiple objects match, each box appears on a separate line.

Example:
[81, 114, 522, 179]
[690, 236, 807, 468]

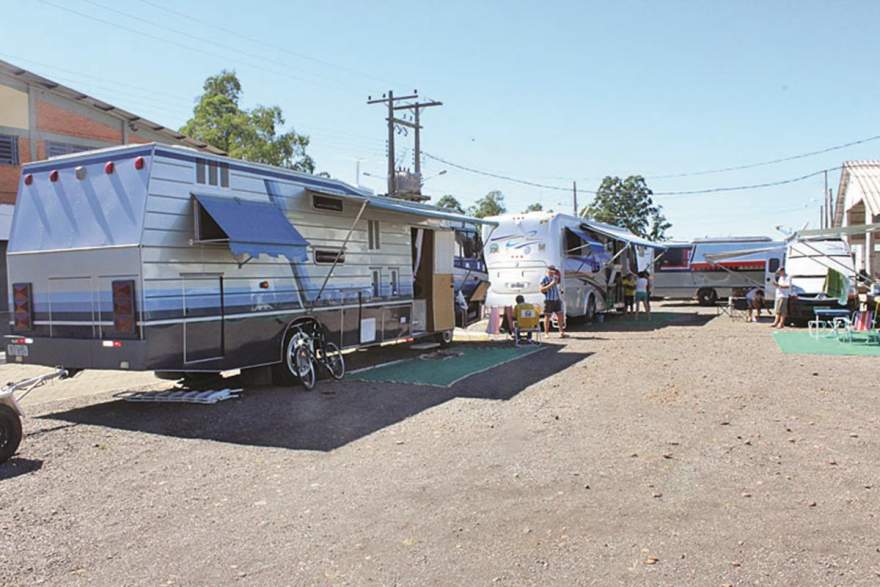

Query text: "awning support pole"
[312, 199, 370, 306]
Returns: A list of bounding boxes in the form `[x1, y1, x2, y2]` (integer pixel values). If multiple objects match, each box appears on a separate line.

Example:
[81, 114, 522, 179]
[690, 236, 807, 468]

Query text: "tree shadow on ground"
[40, 344, 590, 452]
[575, 311, 715, 333]
[0, 457, 43, 480]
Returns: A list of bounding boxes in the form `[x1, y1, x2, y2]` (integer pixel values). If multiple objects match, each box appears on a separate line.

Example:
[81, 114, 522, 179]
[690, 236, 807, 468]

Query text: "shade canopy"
[193, 193, 309, 262]
[581, 221, 666, 250]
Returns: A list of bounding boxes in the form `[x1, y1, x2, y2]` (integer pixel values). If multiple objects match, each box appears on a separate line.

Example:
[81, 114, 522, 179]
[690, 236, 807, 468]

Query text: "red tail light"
[112, 280, 137, 335]
[13, 283, 33, 331]
[134, 156, 145, 170]
[24, 174, 33, 185]
[104, 161, 115, 174]
[49, 170, 59, 182]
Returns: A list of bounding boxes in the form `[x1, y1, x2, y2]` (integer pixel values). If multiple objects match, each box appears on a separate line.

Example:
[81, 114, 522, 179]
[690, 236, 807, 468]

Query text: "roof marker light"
[134, 156, 145, 170]
[24, 174, 33, 186]
[104, 161, 115, 174]
[49, 170, 59, 182]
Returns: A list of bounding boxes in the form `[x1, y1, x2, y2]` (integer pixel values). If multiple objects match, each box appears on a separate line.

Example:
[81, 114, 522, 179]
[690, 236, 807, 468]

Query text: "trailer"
[653, 237, 784, 305]
[481, 212, 663, 320]
[785, 237, 857, 323]
[3, 143, 496, 384]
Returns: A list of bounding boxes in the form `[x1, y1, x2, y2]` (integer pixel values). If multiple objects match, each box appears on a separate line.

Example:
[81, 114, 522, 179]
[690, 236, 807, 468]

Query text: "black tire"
[436, 330, 454, 347]
[585, 295, 597, 322]
[294, 345, 316, 390]
[697, 288, 718, 306]
[272, 326, 314, 388]
[318, 342, 345, 380]
[0, 404, 23, 464]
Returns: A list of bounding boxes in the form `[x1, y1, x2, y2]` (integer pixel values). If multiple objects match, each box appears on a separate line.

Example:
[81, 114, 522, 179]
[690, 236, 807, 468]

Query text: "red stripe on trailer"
[690, 261, 766, 271]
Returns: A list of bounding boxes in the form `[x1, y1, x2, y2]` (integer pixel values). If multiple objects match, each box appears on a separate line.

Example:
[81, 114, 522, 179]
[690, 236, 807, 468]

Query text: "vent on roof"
[0, 134, 19, 165]
[46, 141, 97, 158]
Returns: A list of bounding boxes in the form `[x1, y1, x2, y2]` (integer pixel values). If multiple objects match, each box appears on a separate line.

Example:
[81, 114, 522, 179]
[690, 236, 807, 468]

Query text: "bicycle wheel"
[318, 341, 345, 380]
[290, 343, 315, 390]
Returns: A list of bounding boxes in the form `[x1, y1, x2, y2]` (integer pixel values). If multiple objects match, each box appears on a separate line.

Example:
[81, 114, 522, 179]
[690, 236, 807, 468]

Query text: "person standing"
[771, 267, 790, 328]
[635, 271, 651, 319]
[540, 265, 566, 338]
[622, 272, 637, 316]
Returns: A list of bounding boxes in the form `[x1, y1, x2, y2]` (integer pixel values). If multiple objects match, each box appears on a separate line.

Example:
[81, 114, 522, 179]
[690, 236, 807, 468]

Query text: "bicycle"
[287, 321, 345, 391]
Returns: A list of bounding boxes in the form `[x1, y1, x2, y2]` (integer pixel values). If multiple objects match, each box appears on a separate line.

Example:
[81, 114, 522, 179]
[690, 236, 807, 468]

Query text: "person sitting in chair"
[513, 294, 540, 344]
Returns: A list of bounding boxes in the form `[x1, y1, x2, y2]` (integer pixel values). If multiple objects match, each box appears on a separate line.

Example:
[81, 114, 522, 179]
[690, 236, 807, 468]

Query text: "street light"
[421, 169, 447, 183]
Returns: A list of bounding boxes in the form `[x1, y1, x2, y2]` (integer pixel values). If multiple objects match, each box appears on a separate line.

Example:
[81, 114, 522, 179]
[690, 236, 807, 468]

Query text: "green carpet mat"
[772, 330, 880, 356]
[352, 344, 546, 387]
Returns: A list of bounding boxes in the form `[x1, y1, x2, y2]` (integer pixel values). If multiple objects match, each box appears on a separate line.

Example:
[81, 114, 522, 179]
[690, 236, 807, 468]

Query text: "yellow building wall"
[0, 85, 29, 129]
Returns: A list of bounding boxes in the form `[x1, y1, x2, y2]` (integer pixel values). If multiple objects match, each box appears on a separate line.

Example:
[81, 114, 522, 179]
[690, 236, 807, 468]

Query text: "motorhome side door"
[765, 254, 782, 299]
[431, 230, 455, 333]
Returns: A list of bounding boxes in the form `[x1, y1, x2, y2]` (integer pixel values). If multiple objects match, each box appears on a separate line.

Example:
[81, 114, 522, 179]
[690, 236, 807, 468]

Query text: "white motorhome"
[481, 212, 662, 320]
[653, 237, 785, 305]
[784, 237, 856, 323]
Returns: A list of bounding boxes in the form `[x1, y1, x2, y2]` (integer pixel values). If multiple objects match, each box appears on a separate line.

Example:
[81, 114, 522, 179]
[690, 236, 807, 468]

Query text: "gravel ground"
[1, 302, 879, 586]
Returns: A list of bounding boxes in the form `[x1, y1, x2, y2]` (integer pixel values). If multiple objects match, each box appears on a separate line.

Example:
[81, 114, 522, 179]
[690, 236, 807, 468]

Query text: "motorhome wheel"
[585, 295, 597, 322]
[697, 288, 718, 306]
[436, 330, 454, 347]
[0, 404, 22, 464]
[272, 328, 314, 388]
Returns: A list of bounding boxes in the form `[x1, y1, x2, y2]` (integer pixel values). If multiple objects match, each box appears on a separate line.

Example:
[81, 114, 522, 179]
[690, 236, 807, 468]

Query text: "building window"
[315, 249, 345, 264]
[45, 141, 96, 158]
[367, 220, 380, 250]
[313, 194, 343, 212]
[371, 268, 382, 298]
[196, 158, 229, 188]
[0, 135, 19, 166]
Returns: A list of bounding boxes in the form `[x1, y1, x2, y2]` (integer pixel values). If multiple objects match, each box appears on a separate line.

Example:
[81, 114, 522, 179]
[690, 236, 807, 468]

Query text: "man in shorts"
[540, 265, 566, 338]
[771, 267, 791, 328]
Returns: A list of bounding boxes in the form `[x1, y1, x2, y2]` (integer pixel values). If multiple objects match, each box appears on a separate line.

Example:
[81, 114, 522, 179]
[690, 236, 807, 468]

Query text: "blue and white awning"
[193, 193, 309, 262]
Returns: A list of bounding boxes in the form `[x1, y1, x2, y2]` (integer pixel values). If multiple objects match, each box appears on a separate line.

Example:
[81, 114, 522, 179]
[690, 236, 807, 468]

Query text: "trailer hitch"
[0, 367, 78, 417]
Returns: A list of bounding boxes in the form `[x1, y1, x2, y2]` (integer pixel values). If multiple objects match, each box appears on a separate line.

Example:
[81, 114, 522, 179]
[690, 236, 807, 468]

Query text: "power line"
[652, 167, 840, 196]
[422, 152, 580, 193]
[645, 134, 880, 179]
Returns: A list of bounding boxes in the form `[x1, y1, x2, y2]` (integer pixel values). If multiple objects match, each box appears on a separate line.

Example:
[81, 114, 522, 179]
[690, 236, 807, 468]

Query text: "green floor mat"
[772, 330, 880, 356]
[352, 344, 546, 387]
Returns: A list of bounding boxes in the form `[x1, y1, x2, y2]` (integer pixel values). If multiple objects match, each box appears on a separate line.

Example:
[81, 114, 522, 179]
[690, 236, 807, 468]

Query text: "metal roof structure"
[833, 160, 880, 226]
[0, 59, 224, 155]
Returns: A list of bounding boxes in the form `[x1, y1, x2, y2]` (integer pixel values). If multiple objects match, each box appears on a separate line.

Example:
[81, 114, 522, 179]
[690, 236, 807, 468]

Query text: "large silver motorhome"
[653, 237, 784, 305]
[4, 143, 493, 382]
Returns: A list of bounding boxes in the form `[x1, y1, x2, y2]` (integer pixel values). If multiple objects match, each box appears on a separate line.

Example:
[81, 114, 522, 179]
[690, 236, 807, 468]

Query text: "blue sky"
[4, 0, 879, 239]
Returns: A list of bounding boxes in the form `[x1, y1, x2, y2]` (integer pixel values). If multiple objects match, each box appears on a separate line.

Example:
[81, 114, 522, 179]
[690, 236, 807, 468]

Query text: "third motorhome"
[653, 237, 785, 305]
[784, 237, 857, 323]
[482, 212, 663, 320]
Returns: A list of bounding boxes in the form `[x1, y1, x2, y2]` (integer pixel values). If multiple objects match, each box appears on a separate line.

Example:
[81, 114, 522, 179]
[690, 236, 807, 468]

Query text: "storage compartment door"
[183, 274, 224, 363]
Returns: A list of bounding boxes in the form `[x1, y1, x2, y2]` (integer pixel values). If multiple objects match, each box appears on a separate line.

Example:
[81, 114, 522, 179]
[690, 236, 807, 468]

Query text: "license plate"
[6, 344, 28, 357]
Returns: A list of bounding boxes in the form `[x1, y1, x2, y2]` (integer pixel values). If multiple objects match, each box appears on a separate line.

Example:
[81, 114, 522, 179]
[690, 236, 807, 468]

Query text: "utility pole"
[572, 181, 578, 216]
[367, 90, 441, 199]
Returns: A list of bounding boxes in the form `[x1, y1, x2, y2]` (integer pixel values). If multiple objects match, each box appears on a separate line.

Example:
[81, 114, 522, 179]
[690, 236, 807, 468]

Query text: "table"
[809, 308, 852, 338]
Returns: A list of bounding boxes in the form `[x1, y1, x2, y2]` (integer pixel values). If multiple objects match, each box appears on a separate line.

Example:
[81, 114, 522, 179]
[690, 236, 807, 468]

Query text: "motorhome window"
[315, 249, 345, 264]
[565, 229, 582, 256]
[196, 159, 206, 184]
[371, 268, 382, 298]
[208, 161, 218, 185]
[656, 247, 691, 270]
[768, 258, 780, 272]
[313, 195, 344, 212]
[368, 220, 380, 249]
[194, 200, 226, 241]
[0, 134, 19, 165]
[220, 163, 229, 187]
[455, 229, 481, 258]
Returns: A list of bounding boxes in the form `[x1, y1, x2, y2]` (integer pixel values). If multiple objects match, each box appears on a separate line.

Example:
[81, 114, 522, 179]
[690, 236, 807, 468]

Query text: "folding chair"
[513, 306, 542, 346]
[837, 310, 874, 343]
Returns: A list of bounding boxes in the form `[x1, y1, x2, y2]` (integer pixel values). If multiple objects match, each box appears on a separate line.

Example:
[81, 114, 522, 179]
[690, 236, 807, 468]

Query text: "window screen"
[368, 220, 380, 249]
[313, 194, 343, 212]
[315, 249, 345, 264]
[0, 135, 19, 165]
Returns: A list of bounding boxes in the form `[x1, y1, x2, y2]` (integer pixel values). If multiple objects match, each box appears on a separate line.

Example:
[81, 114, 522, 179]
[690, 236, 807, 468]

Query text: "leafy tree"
[580, 175, 671, 240]
[468, 190, 507, 219]
[435, 194, 465, 213]
[524, 202, 543, 212]
[181, 70, 315, 173]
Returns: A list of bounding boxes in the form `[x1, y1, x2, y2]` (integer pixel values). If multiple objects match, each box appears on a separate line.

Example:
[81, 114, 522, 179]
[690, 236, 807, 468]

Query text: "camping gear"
[823, 268, 851, 305]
